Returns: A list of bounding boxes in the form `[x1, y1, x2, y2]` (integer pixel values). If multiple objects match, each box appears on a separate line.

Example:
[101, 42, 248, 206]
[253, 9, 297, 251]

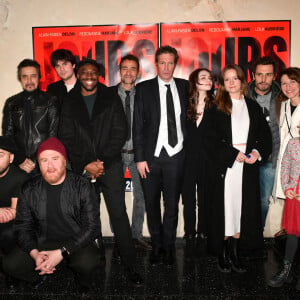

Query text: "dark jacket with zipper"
[2, 89, 59, 164]
[15, 171, 100, 254]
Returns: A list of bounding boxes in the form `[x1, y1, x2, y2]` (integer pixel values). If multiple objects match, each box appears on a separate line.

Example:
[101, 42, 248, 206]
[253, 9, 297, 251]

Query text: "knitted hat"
[0, 136, 17, 154]
[37, 137, 67, 160]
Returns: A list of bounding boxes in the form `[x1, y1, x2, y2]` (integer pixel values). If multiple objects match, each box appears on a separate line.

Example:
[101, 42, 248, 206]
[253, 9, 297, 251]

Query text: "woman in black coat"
[207, 64, 272, 273]
[182, 68, 216, 261]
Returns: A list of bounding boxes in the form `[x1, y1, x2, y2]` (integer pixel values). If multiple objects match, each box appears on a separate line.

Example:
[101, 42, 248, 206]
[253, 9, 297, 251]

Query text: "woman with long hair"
[207, 64, 272, 273]
[268, 67, 300, 289]
[273, 68, 300, 201]
[182, 68, 216, 261]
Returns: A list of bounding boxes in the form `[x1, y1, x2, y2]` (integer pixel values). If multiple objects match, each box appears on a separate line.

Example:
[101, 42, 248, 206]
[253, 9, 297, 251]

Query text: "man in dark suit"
[133, 45, 189, 265]
[59, 59, 142, 285]
[110, 54, 151, 251]
[47, 49, 80, 107]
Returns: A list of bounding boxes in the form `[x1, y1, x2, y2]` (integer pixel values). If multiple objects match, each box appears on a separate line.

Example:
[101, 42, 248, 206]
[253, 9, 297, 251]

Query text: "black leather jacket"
[15, 171, 100, 254]
[2, 89, 59, 164]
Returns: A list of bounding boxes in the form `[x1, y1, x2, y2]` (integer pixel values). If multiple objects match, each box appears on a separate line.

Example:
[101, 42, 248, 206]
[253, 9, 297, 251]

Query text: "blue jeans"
[122, 153, 146, 239]
[259, 162, 276, 229]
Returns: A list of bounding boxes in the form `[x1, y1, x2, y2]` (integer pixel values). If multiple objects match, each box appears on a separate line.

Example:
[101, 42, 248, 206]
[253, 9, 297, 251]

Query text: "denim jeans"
[259, 162, 276, 229]
[122, 153, 146, 239]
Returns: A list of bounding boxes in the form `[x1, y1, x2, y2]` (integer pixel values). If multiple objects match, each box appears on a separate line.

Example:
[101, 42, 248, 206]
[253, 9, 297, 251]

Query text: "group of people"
[0, 44, 300, 292]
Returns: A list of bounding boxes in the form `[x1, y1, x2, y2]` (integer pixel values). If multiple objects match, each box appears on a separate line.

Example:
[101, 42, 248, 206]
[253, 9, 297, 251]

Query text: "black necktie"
[165, 84, 178, 147]
[125, 91, 131, 141]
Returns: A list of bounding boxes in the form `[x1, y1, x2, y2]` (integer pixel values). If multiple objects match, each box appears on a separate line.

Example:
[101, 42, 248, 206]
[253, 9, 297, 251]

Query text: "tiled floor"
[0, 239, 299, 299]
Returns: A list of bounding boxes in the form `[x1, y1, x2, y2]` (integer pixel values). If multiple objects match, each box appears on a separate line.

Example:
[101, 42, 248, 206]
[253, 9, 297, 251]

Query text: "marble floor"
[0, 238, 299, 299]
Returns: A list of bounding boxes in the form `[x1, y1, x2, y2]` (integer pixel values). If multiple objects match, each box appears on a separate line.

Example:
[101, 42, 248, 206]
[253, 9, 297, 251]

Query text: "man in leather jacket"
[2, 137, 102, 292]
[2, 59, 59, 174]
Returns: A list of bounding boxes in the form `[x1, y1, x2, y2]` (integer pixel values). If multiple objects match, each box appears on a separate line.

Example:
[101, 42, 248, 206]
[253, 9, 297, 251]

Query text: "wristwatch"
[60, 246, 69, 259]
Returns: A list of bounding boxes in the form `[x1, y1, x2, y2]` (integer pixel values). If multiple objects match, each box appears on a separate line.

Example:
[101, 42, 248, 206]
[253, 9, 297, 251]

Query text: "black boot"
[184, 234, 195, 262]
[217, 239, 231, 273]
[112, 243, 121, 262]
[230, 238, 246, 273]
[95, 237, 106, 265]
[295, 265, 300, 291]
[268, 260, 293, 288]
[194, 234, 207, 260]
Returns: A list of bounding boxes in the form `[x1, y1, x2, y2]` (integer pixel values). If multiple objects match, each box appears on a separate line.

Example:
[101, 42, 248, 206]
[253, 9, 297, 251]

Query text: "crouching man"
[3, 137, 102, 292]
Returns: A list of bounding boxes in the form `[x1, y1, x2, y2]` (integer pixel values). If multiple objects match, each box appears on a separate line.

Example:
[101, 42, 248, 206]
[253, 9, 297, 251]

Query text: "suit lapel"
[225, 112, 233, 144]
[291, 101, 300, 136]
[151, 78, 161, 125]
[245, 98, 255, 151]
[174, 78, 186, 113]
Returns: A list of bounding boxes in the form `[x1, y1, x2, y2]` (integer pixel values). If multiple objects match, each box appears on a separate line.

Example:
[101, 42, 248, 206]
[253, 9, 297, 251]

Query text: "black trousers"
[141, 148, 184, 250]
[2, 241, 102, 287]
[182, 160, 207, 237]
[0, 222, 16, 254]
[99, 160, 136, 268]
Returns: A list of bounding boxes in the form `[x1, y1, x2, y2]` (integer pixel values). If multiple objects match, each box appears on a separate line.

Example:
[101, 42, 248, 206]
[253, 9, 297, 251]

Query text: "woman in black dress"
[182, 68, 216, 261]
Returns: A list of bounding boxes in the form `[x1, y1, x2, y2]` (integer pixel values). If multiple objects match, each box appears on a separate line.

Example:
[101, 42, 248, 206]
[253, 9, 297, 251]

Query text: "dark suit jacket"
[58, 83, 127, 174]
[133, 77, 189, 162]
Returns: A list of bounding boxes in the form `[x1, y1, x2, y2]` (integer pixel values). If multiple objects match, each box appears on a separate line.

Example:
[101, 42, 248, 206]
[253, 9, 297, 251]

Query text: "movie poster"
[33, 24, 159, 90]
[160, 20, 290, 81]
[33, 21, 290, 189]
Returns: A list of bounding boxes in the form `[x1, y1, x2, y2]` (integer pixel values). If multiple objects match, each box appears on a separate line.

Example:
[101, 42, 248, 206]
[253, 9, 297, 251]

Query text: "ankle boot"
[295, 265, 300, 291]
[268, 260, 293, 287]
[230, 238, 246, 273]
[194, 234, 207, 261]
[184, 234, 195, 262]
[217, 239, 231, 273]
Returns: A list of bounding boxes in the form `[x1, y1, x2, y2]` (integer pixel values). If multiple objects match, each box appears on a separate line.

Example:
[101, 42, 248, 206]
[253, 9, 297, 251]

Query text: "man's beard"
[42, 168, 66, 185]
[256, 82, 271, 92]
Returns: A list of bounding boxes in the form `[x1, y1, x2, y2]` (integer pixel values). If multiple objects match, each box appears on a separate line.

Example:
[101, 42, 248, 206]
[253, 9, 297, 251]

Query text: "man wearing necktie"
[110, 54, 151, 251]
[133, 46, 189, 265]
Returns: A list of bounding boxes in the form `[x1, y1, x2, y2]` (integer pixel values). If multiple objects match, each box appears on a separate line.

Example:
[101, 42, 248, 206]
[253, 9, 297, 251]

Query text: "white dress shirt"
[154, 77, 184, 157]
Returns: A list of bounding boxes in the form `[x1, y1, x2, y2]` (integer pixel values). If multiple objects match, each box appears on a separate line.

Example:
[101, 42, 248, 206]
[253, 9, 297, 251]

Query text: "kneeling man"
[0, 136, 28, 255]
[3, 137, 101, 290]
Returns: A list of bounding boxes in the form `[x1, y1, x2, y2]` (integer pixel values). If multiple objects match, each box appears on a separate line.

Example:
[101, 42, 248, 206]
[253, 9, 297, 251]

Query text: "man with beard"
[59, 59, 143, 285]
[110, 54, 151, 251]
[2, 137, 102, 292]
[47, 49, 80, 108]
[0, 136, 28, 258]
[248, 56, 281, 231]
[2, 59, 59, 175]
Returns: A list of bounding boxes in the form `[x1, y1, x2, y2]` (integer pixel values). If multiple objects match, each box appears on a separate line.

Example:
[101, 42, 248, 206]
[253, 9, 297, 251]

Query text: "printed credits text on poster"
[33, 24, 159, 90]
[161, 21, 290, 81]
